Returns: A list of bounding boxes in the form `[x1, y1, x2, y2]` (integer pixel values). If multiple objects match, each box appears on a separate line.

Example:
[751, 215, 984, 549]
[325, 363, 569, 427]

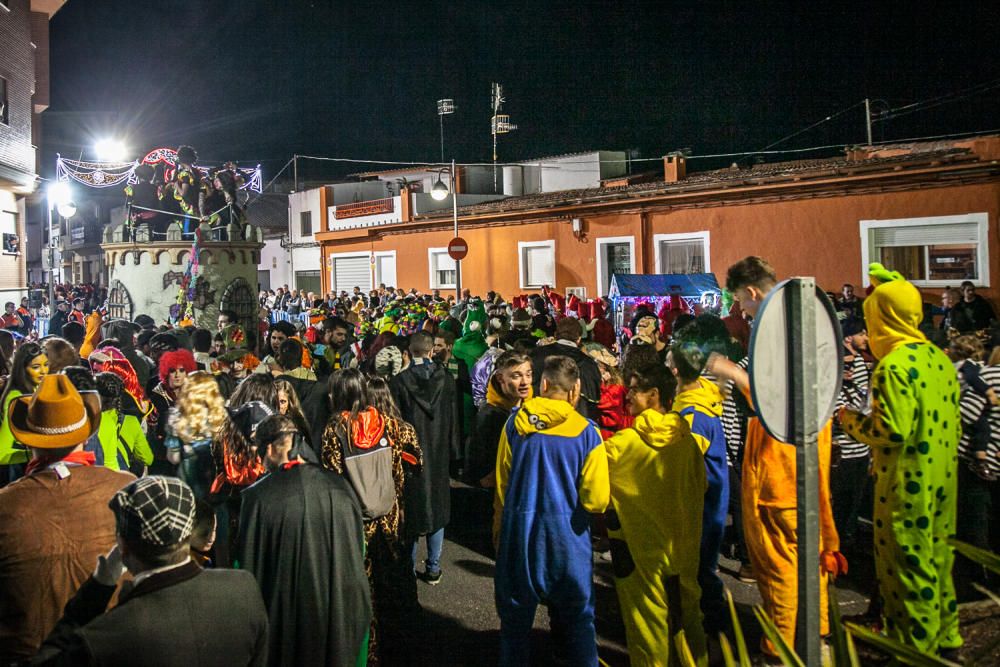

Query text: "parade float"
[56, 147, 265, 331]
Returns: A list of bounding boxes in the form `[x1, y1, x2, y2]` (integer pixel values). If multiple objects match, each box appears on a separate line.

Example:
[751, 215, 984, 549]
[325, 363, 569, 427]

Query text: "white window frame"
[427, 247, 457, 290]
[595, 235, 635, 297]
[652, 231, 711, 274]
[374, 250, 396, 287]
[327, 251, 374, 293]
[859, 213, 990, 288]
[518, 240, 556, 290]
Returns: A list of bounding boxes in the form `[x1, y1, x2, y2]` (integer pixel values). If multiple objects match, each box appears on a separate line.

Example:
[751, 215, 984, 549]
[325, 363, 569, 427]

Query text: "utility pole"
[865, 98, 873, 146]
[490, 83, 517, 193]
[437, 99, 455, 163]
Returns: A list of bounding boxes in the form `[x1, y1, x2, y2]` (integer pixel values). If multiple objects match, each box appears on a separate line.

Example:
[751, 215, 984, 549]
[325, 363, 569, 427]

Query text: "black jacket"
[33, 561, 268, 667]
[391, 359, 459, 536]
[530, 341, 602, 423]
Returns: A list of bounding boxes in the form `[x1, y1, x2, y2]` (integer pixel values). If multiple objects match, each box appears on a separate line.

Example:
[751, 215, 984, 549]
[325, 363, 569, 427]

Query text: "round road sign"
[448, 237, 469, 261]
[748, 279, 843, 444]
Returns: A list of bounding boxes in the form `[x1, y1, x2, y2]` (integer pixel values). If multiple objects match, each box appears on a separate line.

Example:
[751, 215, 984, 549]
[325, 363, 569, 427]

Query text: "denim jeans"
[410, 527, 444, 574]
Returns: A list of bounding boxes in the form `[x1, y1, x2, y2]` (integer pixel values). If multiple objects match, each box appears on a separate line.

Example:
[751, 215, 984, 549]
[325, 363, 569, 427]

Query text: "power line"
[873, 77, 1000, 123]
[757, 101, 867, 152]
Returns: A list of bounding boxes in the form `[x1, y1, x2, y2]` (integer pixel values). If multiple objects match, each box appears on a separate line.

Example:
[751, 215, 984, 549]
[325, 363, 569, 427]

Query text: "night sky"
[45, 1, 999, 180]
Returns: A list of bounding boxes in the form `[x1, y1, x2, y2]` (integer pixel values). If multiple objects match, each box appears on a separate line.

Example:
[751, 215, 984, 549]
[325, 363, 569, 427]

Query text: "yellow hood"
[632, 408, 692, 449]
[514, 396, 583, 437]
[486, 376, 531, 411]
[672, 376, 723, 417]
[863, 263, 925, 360]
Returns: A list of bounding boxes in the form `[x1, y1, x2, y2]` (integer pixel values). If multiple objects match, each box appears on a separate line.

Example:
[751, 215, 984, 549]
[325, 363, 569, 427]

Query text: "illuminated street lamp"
[427, 162, 461, 299]
[46, 181, 77, 307]
[94, 138, 127, 162]
[431, 172, 449, 201]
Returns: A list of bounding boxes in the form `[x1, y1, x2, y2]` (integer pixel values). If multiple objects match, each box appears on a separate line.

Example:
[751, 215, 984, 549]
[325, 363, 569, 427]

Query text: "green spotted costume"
[840, 264, 961, 653]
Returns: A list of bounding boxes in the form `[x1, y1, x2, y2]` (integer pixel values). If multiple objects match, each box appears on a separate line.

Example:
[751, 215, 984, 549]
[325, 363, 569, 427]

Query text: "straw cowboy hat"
[8, 374, 101, 449]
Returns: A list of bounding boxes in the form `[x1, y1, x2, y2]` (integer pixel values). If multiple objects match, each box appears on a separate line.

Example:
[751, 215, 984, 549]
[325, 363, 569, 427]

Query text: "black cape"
[238, 463, 371, 667]
[390, 360, 459, 537]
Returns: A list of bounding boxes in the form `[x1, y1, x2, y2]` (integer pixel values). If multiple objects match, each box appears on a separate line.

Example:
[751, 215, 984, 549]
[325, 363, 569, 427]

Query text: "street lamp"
[94, 138, 127, 162]
[428, 162, 461, 299]
[46, 181, 77, 308]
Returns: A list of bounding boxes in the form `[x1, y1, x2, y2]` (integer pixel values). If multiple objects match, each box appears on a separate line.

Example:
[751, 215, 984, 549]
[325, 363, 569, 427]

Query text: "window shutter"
[873, 222, 979, 246]
[526, 246, 554, 286]
[332, 257, 371, 293]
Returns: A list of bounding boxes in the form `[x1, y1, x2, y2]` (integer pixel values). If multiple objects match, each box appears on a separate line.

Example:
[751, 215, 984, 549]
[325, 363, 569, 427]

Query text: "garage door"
[331, 256, 372, 293]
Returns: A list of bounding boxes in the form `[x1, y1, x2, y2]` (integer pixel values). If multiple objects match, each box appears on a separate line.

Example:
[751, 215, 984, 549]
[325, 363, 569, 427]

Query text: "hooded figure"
[604, 408, 708, 667]
[839, 263, 962, 655]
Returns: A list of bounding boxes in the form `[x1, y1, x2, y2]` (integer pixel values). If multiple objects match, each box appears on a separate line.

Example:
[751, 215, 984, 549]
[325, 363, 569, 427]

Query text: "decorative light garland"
[55, 149, 262, 193]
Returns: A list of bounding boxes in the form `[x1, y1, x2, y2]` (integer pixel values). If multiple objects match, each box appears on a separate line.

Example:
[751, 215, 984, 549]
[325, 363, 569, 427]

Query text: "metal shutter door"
[332, 257, 372, 293]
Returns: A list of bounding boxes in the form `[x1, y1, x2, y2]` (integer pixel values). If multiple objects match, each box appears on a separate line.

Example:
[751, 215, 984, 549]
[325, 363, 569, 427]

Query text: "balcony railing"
[334, 197, 395, 220]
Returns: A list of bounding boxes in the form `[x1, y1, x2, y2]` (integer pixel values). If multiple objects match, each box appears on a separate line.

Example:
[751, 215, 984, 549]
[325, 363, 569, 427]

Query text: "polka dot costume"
[841, 265, 962, 654]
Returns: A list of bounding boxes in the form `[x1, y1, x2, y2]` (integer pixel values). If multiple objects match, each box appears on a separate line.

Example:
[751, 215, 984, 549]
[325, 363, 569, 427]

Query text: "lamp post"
[46, 182, 76, 309]
[430, 160, 461, 301]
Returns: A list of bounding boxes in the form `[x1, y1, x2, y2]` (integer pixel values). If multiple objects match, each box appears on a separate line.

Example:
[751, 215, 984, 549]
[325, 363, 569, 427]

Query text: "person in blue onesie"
[493, 355, 610, 667]
[668, 315, 731, 636]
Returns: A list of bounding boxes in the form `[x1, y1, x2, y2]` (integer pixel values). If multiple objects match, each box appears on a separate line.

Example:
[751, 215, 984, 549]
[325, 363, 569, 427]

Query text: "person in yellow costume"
[0, 343, 49, 481]
[709, 256, 845, 658]
[839, 263, 961, 658]
[604, 363, 708, 667]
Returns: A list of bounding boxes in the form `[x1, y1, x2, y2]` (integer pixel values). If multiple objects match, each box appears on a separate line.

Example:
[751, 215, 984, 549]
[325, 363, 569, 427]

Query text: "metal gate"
[107, 279, 134, 321]
[220, 277, 258, 346]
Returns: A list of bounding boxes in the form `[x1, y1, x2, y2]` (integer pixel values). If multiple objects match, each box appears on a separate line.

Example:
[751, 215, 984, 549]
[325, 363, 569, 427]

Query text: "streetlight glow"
[47, 181, 72, 206]
[94, 138, 127, 162]
[57, 202, 78, 218]
[431, 174, 449, 201]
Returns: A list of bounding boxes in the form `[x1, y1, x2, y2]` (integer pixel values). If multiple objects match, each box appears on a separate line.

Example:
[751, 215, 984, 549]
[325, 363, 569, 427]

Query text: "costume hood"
[345, 407, 385, 448]
[672, 377, 724, 417]
[514, 396, 584, 437]
[863, 262, 925, 360]
[395, 361, 448, 417]
[632, 408, 692, 449]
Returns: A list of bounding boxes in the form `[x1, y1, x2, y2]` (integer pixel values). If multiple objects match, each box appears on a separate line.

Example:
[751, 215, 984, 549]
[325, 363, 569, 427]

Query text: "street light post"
[46, 182, 77, 310]
[451, 158, 460, 302]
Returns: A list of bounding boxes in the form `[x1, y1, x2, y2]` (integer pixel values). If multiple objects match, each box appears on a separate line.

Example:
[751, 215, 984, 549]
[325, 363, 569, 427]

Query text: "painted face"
[270, 331, 288, 354]
[626, 377, 658, 416]
[500, 362, 533, 401]
[27, 353, 49, 387]
[277, 389, 290, 415]
[168, 366, 187, 390]
[636, 316, 658, 338]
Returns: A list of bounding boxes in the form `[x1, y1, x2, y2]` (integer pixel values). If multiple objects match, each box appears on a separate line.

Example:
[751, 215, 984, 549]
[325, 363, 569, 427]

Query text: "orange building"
[315, 136, 1000, 304]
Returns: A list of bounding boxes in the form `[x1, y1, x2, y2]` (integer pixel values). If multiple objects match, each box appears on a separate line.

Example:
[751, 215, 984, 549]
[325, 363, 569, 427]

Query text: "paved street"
[401, 483, 871, 666]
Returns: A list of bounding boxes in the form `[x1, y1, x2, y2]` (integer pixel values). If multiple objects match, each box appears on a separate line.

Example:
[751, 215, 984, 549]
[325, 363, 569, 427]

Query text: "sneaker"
[737, 564, 756, 583]
[423, 570, 443, 586]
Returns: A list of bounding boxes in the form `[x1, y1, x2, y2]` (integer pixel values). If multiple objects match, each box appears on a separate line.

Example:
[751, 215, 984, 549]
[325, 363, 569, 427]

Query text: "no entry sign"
[448, 237, 469, 261]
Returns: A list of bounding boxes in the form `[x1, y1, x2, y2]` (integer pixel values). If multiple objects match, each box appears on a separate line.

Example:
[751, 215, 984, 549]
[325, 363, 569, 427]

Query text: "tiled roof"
[417, 147, 977, 218]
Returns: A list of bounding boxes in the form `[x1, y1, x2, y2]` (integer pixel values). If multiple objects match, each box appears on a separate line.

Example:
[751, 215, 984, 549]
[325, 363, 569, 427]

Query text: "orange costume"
[740, 387, 840, 656]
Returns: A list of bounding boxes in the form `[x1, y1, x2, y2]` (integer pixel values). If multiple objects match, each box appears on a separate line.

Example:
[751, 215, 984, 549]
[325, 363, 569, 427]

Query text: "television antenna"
[491, 82, 517, 192]
[437, 99, 456, 162]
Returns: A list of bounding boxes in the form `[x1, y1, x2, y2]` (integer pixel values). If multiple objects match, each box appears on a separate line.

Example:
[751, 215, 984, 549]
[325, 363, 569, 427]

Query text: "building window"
[329, 253, 373, 293]
[295, 270, 322, 296]
[596, 236, 635, 297]
[653, 232, 710, 274]
[375, 252, 397, 287]
[2, 210, 18, 255]
[299, 211, 312, 237]
[0, 77, 8, 125]
[428, 248, 456, 289]
[860, 213, 990, 287]
[518, 240, 556, 289]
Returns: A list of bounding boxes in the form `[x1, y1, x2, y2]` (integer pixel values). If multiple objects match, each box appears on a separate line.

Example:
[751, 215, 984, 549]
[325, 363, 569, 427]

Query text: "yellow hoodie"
[671, 377, 724, 455]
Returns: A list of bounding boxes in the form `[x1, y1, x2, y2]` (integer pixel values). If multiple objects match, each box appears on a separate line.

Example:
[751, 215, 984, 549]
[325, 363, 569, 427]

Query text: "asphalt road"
[392, 483, 871, 666]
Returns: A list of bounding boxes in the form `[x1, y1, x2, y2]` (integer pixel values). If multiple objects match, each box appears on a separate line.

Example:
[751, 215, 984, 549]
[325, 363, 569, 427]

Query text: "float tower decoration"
[58, 147, 265, 332]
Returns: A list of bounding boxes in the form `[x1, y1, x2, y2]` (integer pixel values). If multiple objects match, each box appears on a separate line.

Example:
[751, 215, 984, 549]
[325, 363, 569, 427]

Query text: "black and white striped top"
[957, 361, 1000, 477]
[833, 355, 872, 460]
[721, 357, 750, 468]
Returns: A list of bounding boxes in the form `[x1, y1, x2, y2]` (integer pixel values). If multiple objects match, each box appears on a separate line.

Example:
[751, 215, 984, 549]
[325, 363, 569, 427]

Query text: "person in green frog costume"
[840, 263, 962, 658]
[450, 299, 489, 460]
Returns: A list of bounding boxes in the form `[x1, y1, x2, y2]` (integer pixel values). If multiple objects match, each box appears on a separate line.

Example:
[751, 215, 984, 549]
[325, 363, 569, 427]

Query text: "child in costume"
[91, 371, 153, 475]
[668, 315, 732, 635]
[493, 356, 608, 666]
[604, 363, 708, 667]
[839, 263, 962, 657]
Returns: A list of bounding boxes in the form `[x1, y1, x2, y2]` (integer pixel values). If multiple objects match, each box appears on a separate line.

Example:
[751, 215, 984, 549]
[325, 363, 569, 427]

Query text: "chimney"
[663, 154, 687, 182]
[399, 185, 412, 222]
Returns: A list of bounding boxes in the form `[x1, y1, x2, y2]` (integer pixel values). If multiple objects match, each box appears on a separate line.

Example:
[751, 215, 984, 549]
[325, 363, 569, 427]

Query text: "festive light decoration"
[55, 150, 262, 193]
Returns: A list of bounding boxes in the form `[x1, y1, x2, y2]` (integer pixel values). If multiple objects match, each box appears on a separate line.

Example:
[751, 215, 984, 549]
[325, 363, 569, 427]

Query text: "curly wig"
[170, 371, 227, 444]
[158, 348, 197, 384]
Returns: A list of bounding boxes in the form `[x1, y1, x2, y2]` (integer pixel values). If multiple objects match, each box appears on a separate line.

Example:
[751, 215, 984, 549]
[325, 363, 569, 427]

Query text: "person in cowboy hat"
[0, 375, 134, 663]
[35, 476, 269, 666]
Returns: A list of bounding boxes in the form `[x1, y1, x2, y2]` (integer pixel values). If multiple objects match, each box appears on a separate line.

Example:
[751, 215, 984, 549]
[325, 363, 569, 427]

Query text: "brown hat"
[8, 374, 101, 449]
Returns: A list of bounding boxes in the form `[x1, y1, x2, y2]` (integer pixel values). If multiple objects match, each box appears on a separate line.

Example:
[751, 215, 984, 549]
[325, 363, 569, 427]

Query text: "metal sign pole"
[787, 277, 821, 664]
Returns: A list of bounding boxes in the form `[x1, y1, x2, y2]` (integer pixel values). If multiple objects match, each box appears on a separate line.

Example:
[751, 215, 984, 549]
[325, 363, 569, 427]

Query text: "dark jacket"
[390, 359, 459, 536]
[33, 561, 268, 666]
[530, 341, 602, 423]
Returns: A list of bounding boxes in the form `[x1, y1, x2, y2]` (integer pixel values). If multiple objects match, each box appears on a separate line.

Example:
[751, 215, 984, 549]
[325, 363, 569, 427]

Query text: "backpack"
[336, 418, 396, 520]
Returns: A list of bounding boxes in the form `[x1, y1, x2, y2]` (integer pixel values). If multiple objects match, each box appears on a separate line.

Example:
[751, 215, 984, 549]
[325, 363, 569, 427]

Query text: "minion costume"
[493, 397, 609, 666]
[604, 409, 708, 667]
[672, 377, 729, 632]
[840, 263, 961, 654]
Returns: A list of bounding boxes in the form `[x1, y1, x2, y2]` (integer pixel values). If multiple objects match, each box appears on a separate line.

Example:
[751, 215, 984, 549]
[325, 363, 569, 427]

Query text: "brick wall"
[0, 0, 37, 175]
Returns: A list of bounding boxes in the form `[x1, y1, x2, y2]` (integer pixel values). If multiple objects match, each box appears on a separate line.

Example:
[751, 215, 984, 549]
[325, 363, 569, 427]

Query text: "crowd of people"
[0, 259, 997, 666]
